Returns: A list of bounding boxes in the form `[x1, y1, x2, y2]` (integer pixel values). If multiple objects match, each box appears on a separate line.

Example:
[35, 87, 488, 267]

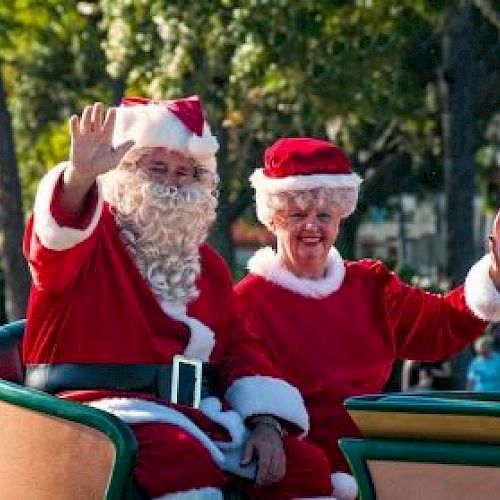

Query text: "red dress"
[235, 246, 491, 472]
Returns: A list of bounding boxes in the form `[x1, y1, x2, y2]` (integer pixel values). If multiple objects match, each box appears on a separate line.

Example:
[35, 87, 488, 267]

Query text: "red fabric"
[50, 174, 98, 230]
[235, 259, 487, 472]
[132, 424, 331, 499]
[264, 137, 352, 178]
[121, 95, 205, 136]
[23, 185, 333, 496]
[132, 422, 227, 496]
[234, 436, 332, 500]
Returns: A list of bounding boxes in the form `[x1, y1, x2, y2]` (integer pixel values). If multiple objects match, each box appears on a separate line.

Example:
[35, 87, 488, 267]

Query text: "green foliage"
[1, 0, 111, 212]
[1, 0, 498, 265]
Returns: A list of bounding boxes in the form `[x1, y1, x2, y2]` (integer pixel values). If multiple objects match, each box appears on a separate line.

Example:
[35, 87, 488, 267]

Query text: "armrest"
[0, 379, 137, 500]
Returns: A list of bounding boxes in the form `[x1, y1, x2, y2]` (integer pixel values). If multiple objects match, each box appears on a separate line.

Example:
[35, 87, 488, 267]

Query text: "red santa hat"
[112, 95, 219, 171]
[250, 137, 363, 225]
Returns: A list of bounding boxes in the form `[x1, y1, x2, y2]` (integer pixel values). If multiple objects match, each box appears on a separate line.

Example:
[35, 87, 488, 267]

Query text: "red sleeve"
[372, 261, 487, 360]
[24, 168, 102, 294]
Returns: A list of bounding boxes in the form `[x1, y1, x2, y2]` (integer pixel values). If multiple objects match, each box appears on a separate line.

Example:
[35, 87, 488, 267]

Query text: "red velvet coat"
[234, 246, 490, 471]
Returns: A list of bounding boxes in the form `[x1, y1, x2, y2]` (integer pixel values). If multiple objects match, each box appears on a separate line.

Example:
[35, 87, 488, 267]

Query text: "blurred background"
[0, 0, 499, 387]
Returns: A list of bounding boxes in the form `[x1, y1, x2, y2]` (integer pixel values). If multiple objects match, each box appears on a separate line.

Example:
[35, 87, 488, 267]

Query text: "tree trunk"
[440, 2, 478, 388]
[208, 126, 237, 269]
[0, 64, 31, 321]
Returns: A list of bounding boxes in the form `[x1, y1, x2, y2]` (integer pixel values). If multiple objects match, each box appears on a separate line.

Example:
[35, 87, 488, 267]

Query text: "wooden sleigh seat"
[0, 320, 139, 499]
[340, 392, 500, 500]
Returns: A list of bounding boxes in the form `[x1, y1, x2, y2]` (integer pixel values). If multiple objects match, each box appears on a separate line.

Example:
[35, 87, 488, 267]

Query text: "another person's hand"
[241, 416, 287, 486]
[67, 102, 134, 187]
[489, 210, 500, 290]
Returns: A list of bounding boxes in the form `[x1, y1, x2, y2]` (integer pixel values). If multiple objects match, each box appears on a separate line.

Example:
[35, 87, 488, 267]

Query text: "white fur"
[33, 162, 104, 251]
[113, 104, 218, 170]
[331, 472, 358, 500]
[160, 301, 215, 362]
[247, 246, 345, 298]
[199, 397, 246, 450]
[464, 254, 500, 322]
[153, 487, 223, 500]
[225, 375, 310, 436]
[86, 397, 225, 464]
[250, 169, 362, 193]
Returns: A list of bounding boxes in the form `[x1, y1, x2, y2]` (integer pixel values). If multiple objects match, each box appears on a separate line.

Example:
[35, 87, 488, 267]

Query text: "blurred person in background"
[467, 335, 500, 392]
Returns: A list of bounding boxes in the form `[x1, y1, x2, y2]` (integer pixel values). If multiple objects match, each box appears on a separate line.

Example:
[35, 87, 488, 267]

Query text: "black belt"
[25, 359, 217, 408]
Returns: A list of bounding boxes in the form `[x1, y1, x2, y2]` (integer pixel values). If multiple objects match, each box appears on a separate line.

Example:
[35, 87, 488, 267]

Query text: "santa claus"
[234, 137, 500, 500]
[23, 99, 336, 499]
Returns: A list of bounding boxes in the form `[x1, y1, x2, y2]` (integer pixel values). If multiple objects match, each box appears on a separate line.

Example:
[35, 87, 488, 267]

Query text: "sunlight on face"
[122, 147, 208, 187]
[272, 199, 342, 279]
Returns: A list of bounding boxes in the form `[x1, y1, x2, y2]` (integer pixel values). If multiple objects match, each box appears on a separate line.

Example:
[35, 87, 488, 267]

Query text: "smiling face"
[272, 197, 342, 279]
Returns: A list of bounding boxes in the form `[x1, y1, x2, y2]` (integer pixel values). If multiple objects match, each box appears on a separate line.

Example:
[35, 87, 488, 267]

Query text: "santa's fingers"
[492, 209, 500, 238]
[80, 105, 93, 134]
[489, 235, 500, 267]
[102, 107, 117, 140]
[90, 102, 104, 134]
[69, 115, 81, 141]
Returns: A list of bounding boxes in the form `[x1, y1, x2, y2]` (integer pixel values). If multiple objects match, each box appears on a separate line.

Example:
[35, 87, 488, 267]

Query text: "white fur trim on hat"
[160, 301, 215, 362]
[464, 253, 500, 322]
[33, 162, 104, 251]
[250, 168, 362, 193]
[225, 375, 310, 436]
[331, 472, 358, 500]
[153, 487, 223, 500]
[112, 104, 218, 170]
[247, 246, 345, 298]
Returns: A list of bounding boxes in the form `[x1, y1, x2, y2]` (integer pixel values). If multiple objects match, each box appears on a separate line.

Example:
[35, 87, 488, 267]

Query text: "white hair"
[101, 163, 218, 306]
[255, 187, 358, 230]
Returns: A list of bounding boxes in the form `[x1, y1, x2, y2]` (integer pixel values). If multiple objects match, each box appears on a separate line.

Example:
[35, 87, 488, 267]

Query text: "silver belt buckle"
[170, 354, 203, 409]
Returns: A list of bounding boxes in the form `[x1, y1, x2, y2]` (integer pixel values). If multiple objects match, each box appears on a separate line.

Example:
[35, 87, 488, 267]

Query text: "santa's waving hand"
[61, 103, 134, 216]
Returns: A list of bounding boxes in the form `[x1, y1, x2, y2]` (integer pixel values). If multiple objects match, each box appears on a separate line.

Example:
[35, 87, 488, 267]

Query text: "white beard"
[101, 169, 217, 306]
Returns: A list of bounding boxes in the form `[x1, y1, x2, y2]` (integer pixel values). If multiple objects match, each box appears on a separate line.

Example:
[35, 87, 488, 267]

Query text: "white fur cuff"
[153, 487, 223, 500]
[331, 472, 358, 500]
[33, 162, 103, 251]
[464, 254, 500, 322]
[225, 375, 309, 436]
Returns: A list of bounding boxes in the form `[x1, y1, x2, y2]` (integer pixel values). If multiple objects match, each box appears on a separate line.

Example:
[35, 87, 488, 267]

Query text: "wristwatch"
[250, 415, 287, 439]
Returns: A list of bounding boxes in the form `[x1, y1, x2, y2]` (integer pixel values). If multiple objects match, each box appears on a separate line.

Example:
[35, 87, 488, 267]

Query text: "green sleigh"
[1, 320, 500, 499]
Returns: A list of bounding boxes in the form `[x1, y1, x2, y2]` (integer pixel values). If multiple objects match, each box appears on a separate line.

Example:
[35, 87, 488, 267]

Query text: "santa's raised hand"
[489, 209, 500, 290]
[61, 102, 134, 216]
[68, 102, 134, 183]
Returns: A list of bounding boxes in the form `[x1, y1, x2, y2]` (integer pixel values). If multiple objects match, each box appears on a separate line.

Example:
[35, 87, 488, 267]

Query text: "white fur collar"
[160, 301, 215, 361]
[247, 246, 345, 298]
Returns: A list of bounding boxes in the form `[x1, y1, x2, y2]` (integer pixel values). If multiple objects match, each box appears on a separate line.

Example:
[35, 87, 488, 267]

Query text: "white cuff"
[225, 375, 309, 436]
[33, 162, 103, 251]
[464, 254, 500, 321]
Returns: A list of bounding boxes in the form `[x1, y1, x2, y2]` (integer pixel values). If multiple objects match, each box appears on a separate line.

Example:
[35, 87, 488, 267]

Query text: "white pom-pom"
[188, 125, 219, 159]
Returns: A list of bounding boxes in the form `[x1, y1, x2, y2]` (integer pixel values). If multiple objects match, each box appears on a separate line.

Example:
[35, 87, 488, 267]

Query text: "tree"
[0, 64, 30, 320]
[0, 1, 112, 320]
[98, 0, 446, 267]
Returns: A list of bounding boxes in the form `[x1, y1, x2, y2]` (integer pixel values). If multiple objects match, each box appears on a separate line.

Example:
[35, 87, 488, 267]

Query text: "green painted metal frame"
[339, 438, 500, 500]
[344, 391, 500, 417]
[0, 320, 138, 499]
